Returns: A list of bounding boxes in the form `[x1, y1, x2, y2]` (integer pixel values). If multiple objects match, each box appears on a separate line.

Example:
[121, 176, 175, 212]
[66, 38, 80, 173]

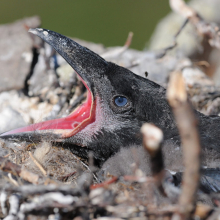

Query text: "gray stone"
[28, 44, 58, 96]
[148, 0, 220, 84]
[149, 0, 220, 56]
[0, 16, 41, 92]
[0, 106, 26, 133]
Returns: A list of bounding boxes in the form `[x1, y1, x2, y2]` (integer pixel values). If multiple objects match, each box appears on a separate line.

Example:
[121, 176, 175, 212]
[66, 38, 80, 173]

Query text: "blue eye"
[114, 96, 128, 107]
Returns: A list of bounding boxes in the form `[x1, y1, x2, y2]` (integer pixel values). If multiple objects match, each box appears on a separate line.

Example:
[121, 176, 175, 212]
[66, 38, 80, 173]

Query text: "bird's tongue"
[0, 79, 95, 138]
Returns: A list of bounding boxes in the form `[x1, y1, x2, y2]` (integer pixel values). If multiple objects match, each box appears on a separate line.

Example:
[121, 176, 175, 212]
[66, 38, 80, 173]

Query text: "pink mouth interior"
[0, 77, 94, 137]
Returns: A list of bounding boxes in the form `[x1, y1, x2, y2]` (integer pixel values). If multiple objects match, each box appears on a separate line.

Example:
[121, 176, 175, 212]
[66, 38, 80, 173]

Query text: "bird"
[1, 28, 220, 192]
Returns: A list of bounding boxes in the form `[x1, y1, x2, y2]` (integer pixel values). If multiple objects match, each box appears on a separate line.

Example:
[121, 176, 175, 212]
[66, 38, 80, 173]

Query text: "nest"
[2, 0, 220, 219]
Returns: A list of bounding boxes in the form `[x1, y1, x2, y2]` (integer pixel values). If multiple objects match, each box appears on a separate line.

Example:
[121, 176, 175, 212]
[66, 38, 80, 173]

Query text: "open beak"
[0, 28, 108, 142]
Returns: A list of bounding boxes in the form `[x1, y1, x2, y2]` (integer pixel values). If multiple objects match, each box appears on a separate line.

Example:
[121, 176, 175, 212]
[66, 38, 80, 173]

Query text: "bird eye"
[114, 96, 128, 107]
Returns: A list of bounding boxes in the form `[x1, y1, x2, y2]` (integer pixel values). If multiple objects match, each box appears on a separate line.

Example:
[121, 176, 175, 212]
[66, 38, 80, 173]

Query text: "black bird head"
[0, 29, 177, 166]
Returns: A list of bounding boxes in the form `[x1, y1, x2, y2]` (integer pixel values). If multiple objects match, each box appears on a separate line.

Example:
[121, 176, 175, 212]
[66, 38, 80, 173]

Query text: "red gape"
[1, 76, 95, 137]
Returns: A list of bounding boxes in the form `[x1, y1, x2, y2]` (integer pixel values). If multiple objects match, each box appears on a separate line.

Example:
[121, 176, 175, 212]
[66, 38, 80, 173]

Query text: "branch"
[167, 71, 201, 219]
[90, 176, 118, 190]
[0, 156, 56, 185]
[169, 0, 220, 49]
[141, 123, 164, 175]
[29, 151, 47, 176]
[101, 32, 133, 59]
[141, 123, 166, 196]
[5, 194, 20, 219]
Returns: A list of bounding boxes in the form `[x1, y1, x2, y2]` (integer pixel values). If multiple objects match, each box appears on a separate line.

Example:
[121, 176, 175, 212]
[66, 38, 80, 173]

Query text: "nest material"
[2, 0, 220, 219]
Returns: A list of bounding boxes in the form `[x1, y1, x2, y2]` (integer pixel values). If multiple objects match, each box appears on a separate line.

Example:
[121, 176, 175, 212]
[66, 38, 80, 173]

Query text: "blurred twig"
[167, 71, 201, 219]
[101, 32, 133, 59]
[0, 156, 56, 185]
[141, 123, 166, 195]
[29, 151, 47, 176]
[170, 0, 220, 49]
[156, 19, 188, 59]
[90, 176, 118, 190]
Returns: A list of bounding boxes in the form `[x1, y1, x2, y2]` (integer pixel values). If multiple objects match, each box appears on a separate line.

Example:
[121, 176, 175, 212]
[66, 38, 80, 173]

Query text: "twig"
[167, 71, 201, 219]
[174, 19, 189, 39]
[5, 194, 20, 219]
[141, 123, 166, 195]
[169, 0, 196, 18]
[126, 19, 188, 69]
[147, 205, 179, 215]
[18, 192, 77, 217]
[155, 19, 188, 59]
[194, 203, 212, 219]
[124, 32, 133, 47]
[0, 190, 8, 215]
[90, 176, 118, 190]
[59, 171, 76, 182]
[169, 0, 220, 49]
[70, 151, 100, 183]
[29, 151, 47, 176]
[7, 173, 19, 187]
[101, 32, 133, 59]
[3, 154, 10, 158]
[141, 123, 164, 174]
[4, 184, 82, 197]
[0, 156, 56, 185]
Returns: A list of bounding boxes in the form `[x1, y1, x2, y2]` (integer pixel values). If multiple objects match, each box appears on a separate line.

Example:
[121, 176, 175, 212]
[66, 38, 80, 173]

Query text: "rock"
[0, 107, 26, 133]
[103, 48, 213, 88]
[28, 44, 58, 96]
[149, 0, 220, 56]
[148, 0, 220, 83]
[0, 90, 54, 133]
[0, 16, 41, 92]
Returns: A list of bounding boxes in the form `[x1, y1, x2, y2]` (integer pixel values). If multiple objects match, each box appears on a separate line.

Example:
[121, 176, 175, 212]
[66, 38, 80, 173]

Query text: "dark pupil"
[114, 96, 127, 107]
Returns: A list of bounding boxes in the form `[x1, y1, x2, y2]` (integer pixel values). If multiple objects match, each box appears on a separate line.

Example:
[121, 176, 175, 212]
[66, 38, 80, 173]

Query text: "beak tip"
[28, 28, 49, 38]
[28, 28, 38, 34]
[0, 131, 8, 137]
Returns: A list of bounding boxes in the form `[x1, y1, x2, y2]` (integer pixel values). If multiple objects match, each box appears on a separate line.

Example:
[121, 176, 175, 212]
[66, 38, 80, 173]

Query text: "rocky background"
[0, 0, 220, 219]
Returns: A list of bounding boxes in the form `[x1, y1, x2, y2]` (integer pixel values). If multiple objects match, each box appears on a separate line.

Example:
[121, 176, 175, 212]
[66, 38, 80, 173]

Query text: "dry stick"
[101, 32, 133, 59]
[70, 151, 100, 183]
[194, 203, 212, 220]
[147, 205, 179, 216]
[167, 71, 201, 219]
[7, 194, 20, 217]
[29, 151, 47, 176]
[0, 156, 39, 184]
[127, 19, 188, 70]
[90, 176, 118, 190]
[156, 19, 188, 59]
[17, 192, 77, 217]
[7, 173, 19, 187]
[141, 123, 166, 195]
[169, 0, 220, 49]
[169, 0, 196, 18]
[0, 156, 56, 185]
[5, 184, 81, 197]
